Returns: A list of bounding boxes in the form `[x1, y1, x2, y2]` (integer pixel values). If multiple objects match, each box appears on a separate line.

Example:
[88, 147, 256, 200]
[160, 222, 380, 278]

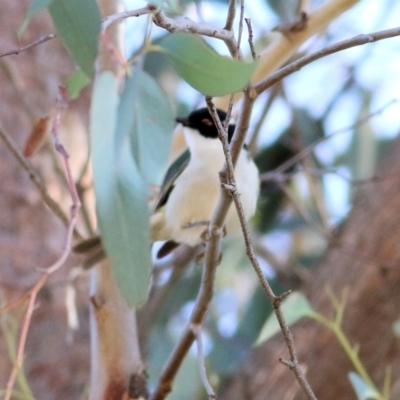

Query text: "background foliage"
[1, 0, 400, 399]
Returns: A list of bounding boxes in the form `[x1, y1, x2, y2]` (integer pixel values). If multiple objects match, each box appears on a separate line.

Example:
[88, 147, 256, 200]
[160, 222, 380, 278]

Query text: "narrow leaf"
[67, 70, 91, 99]
[255, 292, 315, 345]
[19, 0, 53, 36]
[159, 33, 257, 96]
[48, 0, 101, 76]
[23, 116, 51, 158]
[117, 68, 174, 184]
[90, 72, 151, 306]
[348, 372, 380, 400]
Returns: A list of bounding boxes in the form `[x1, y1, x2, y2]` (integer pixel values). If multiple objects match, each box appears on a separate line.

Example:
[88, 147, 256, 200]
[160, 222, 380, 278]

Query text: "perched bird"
[151, 107, 259, 257]
[74, 108, 259, 264]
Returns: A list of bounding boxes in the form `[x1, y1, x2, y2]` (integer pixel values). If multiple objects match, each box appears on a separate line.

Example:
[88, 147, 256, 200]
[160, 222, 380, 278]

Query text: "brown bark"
[0, 1, 91, 398]
[218, 137, 400, 399]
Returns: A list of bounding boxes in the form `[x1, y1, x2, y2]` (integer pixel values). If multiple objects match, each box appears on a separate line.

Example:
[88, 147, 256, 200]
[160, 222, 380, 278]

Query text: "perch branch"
[152, 8, 234, 41]
[102, 5, 152, 30]
[192, 325, 216, 399]
[207, 99, 317, 400]
[255, 26, 400, 95]
[0, 34, 56, 58]
[4, 101, 81, 399]
[149, 90, 255, 400]
[0, 125, 83, 241]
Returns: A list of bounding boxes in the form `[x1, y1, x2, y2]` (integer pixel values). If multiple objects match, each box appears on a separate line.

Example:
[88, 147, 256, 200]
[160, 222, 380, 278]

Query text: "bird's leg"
[194, 247, 223, 266]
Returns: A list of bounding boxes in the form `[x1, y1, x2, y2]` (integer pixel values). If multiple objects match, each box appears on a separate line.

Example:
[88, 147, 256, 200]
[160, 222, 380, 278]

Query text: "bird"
[74, 108, 259, 264]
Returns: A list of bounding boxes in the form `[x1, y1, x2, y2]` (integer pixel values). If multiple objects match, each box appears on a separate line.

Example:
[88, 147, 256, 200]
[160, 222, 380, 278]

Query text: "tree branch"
[4, 96, 81, 399]
[0, 125, 83, 241]
[152, 8, 234, 41]
[0, 34, 56, 58]
[101, 5, 152, 31]
[255, 26, 400, 95]
[207, 99, 317, 400]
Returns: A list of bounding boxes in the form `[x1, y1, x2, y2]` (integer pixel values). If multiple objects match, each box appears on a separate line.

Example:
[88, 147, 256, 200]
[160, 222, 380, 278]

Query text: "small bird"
[151, 107, 259, 257]
[74, 108, 259, 264]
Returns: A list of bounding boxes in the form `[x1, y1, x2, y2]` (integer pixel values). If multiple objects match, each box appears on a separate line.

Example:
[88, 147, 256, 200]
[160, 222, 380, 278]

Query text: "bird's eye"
[201, 118, 213, 126]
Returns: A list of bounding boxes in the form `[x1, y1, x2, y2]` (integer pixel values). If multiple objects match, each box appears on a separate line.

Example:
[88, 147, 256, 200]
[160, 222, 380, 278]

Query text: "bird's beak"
[176, 117, 190, 127]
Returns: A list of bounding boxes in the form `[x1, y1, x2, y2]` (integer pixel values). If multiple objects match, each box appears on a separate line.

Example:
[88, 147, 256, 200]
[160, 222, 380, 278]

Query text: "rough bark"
[0, 1, 91, 399]
[218, 136, 400, 399]
[88, 0, 147, 398]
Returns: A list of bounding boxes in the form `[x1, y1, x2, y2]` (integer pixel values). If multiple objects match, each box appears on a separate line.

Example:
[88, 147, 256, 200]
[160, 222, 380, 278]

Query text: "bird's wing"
[153, 149, 191, 211]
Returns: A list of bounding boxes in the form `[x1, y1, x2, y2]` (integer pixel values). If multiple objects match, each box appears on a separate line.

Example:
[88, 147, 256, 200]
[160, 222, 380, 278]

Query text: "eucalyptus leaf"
[66, 69, 90, 99]
[348, 372, 380, 400]
[117, 69, 174, 184]
[90, 72, 151, 306]
[159, 33, 257, 96]
[48, 0, 101, 76]
[19, 0, 53, 36]
[255, 292, 315, 345]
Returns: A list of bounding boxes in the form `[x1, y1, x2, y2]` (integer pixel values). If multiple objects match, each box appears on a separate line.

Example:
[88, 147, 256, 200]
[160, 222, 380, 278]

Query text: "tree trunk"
[219, 135, 400, 399]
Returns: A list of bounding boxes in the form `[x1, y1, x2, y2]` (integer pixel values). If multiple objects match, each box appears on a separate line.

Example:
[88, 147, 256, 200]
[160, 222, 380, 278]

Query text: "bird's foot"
[194, 249, 223, 265]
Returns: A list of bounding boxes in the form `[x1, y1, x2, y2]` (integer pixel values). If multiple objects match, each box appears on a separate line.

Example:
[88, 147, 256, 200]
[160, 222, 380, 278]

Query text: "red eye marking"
[201, 118, 213, 126]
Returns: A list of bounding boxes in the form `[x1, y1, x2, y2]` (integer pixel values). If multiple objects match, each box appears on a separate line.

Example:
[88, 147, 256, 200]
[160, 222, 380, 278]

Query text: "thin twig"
[207, 99, 317, 400]
[192, 325, 216, 399]
[277, 181, 330, 240]
[0, 125, 83, 241]
[255, 26, 400, 95]
[40, 91, 81, 274]
[150, 89, 255, 400]
[247, 84, 280, 154]
[224, 0, 236, 31]
[0, 34, 56, 58]
[235, 0, 245, 58]
[266, 99, 398, 177]
[4, 90, 81, 399]
[102, 5, 152, 31]
[152, 9, 234, 41]
[261, 166, 397, 187]
[245, 18, 257, 60]
[4, 274, 48, 400]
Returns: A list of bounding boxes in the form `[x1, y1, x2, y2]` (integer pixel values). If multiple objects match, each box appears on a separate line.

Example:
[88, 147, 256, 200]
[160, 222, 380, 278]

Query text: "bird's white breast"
[163, 128, 259, 246]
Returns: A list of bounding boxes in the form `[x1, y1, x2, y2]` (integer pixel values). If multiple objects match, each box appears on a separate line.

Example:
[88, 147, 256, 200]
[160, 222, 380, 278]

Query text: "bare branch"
[0, 125, 84, 241]
[152, 9, 234, 41]
[245, 18, 257, 60]
[38, 100, 81, 274]
[277, 181, 330, 240]
[0, 34, 56, 58]
[207, 99, 317, 400]
[4, 89, 81, 399]
[102, 5, 152, 31]
[255, 26, 400, 95]
[4, 274, 48, 400]
[266, 99, 398, 177]
[192, 325, 216, 399]
[236, 0, 245, 57]
[224, 0, 236, 31]
[150, 87, 255, 400]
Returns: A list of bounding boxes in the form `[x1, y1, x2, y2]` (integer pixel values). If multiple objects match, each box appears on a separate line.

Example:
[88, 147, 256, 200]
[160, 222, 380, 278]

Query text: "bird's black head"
[176, 108, 235, 142]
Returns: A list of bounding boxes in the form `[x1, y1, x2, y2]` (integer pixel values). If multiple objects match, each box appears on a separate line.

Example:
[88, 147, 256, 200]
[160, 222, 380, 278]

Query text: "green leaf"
[48, 0, 101, 76]
[117, 68, 175, 184]
[90, 72, 151, 306]
[19, 0, 54, 36]
[66, 69, 91, 99]
[255, 292, 315, 345]
[159, 33, 257, 96]
[348, 372, 380, 400]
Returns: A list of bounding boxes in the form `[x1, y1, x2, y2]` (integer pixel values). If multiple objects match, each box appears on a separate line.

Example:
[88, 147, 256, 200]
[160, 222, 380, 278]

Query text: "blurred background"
[1, 0, 400, 399]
